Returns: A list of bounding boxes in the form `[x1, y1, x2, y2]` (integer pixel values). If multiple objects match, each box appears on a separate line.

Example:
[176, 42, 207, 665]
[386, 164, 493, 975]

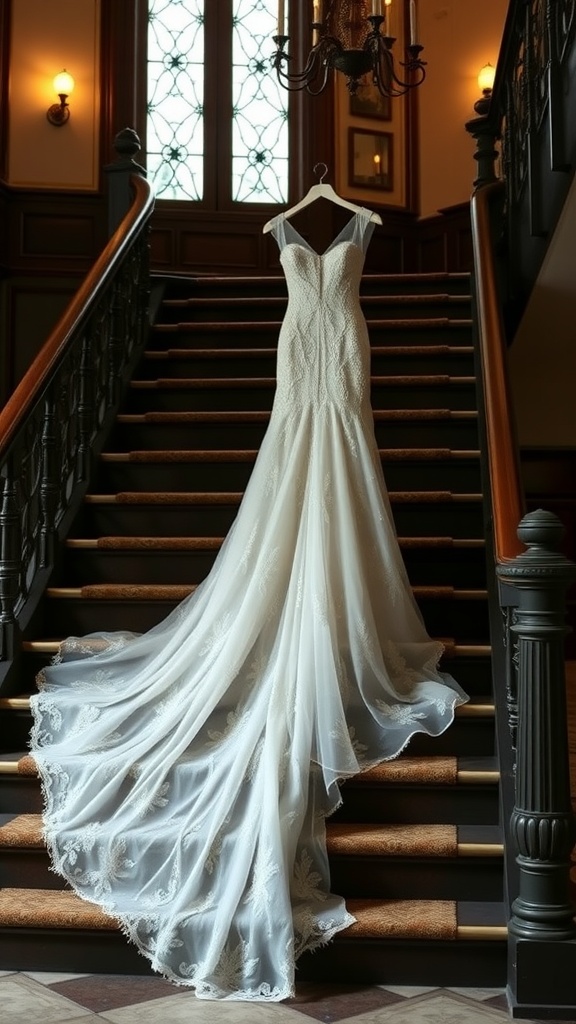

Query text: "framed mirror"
[348, 128, 393, 191]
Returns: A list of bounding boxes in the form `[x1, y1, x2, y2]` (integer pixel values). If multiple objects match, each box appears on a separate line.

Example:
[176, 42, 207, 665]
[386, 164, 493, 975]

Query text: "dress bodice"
[269, 212, 375, 416]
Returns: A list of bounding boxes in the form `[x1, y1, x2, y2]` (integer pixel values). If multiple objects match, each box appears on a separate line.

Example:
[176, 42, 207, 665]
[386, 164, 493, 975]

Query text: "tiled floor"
[0, 971, 555, 1024]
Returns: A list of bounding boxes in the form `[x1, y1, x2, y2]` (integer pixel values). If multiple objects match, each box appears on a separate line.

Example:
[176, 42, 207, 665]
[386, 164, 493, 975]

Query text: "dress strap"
[350, 209, 377, 255]
[267, 215, 288, 251]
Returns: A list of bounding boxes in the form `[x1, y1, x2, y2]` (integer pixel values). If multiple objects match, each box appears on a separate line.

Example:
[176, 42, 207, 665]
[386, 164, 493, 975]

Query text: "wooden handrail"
[470, 182, 524, 562]
[0, 174, 154, 460]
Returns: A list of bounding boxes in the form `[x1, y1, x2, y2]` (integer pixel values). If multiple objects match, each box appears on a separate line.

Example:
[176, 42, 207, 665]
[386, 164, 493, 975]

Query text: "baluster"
[497, 509, 576, 940]
[108, 278, 125, 410]
[40, 393, 59, 569]
[77, 328, 95, 483]
[0, 458, 22, 661]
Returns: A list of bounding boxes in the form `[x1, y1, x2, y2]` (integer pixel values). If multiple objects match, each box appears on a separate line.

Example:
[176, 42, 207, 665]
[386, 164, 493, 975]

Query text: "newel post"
[497, 509, 576, 941]
[465, 114, 499, 190]
[105, 128, 147, 235]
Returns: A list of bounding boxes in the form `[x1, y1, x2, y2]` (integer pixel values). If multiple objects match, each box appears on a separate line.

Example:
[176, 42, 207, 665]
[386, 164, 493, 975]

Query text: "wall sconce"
[474, 62, 495, 115]
[47, 69, 75, 126]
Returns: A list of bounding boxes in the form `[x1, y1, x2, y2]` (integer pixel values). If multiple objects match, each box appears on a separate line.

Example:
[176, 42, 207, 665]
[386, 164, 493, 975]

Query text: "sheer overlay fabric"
[30, 209, 468, 1001]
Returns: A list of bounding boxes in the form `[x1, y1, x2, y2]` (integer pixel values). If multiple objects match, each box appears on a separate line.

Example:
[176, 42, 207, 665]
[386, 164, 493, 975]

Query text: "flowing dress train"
[30, 208, 468, 1001]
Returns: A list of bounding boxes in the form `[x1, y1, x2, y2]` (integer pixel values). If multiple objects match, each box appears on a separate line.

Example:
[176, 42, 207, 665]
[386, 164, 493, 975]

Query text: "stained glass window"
[146, 0, 288, 204]
[232, 1, 289, 202]
[147, 0, 205, 201]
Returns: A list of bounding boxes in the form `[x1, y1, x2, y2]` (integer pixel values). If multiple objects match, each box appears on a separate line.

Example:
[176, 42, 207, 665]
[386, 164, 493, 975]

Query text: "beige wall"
[8, 0, 100, 190]
[418, 0, 508, 217]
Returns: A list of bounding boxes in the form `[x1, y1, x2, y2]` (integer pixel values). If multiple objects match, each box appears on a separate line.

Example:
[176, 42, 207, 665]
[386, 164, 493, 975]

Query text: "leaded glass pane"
[147, 0, 204, 201]
[232, 1, 289, 203]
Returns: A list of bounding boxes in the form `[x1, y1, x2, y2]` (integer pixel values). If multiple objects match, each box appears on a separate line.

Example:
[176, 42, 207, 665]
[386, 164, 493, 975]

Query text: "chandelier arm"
[273, 34, 343, 94]
[368, 36, 427, 96]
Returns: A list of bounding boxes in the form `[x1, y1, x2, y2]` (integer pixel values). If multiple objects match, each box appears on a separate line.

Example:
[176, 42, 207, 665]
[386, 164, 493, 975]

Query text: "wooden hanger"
[262, 163, 382, 233]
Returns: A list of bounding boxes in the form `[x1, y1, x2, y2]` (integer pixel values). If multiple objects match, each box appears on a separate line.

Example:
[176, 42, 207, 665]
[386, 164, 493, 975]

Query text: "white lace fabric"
[30, 209, 468, 1001]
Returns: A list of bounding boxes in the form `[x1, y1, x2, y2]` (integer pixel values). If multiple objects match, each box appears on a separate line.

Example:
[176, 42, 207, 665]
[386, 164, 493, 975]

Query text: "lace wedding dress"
[30, 209, 468, 1001]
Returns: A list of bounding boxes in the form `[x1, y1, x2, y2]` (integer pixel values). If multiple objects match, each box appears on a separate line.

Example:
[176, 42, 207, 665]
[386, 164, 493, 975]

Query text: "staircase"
[0, 270, 507, 986]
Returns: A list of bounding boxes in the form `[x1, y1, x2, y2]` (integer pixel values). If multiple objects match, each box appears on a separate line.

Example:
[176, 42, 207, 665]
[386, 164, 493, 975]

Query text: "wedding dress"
[30, 208, 468, 1001]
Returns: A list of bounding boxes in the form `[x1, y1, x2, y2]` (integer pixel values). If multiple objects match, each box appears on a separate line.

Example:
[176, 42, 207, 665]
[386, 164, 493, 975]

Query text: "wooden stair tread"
[0, 815, 502, 857]
[99, 448, 481, 463]
[64, 536, 485, 551]
[116, 409, 478, 423]
[130, 374, 476, 388]
[143, 344, 475, 358]
[153, 318, 473, 331]
[0, 888, 505, 940]
[83, 491, 483, 505]
[162, 293, 471, 307]
[19, 639, 491, 658]
[0, 751, 498, 783]
[45, 584, 488, 600]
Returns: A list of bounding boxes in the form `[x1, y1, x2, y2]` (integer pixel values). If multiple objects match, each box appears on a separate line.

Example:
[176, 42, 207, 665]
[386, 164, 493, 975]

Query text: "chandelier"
[273, 0, 426, 96]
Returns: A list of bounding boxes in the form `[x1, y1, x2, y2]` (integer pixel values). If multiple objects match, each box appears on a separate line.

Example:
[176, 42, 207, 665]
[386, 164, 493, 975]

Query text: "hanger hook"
[313, 162, 328, 184]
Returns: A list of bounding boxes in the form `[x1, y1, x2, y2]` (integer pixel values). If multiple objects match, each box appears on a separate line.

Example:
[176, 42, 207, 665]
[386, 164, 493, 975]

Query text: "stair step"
[0, 816, 503, 857]
[0, 816, 503, 898]
[65, 535, 485, 551]
[125, 375, 478, 413]
[0, 751, 500, 821]
[41, 587, 489, 643]
[99, 448, 481, 462]
[60, 532, 487, 588]
[45, 584, 488, 601]
[129, 374, 476, 388]
[82, 489, 483, 505]
[159, 294, 472, 322]
[95, 448, 482, 493]
[0, 749, 497, 779]
[327, 823, 503, 857]
[71, 492, 485, 568]
[161, 271, 471, 300]
[137, 345, 476, 378]
[0, 886, 506, 939]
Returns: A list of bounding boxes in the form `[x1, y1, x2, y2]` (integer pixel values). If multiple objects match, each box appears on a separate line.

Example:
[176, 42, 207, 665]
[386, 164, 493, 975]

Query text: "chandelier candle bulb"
[313, 0, 322, 44]
[409, 0, 418, 45]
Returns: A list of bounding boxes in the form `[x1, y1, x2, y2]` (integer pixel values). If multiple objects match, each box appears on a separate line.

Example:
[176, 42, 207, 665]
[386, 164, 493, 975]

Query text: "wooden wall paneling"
[5, 277, 81, 393]
[6, 191, 103, 271]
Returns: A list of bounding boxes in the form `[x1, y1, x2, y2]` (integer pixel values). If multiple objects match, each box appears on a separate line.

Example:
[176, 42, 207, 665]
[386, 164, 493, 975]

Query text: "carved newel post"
[497, 510, 576, 940]
[465, 114, 499, 190]
[105, 128, 147, 235]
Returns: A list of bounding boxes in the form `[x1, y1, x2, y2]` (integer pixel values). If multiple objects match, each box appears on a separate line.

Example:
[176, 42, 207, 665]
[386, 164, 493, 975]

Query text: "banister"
[470, 182, 524, 562]
[0, 174, 153, 459]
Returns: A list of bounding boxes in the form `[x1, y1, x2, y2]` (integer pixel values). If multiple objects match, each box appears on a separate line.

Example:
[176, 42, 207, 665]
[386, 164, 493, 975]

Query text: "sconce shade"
[47, 69, 74, 126]
[477, 63, 495, 93]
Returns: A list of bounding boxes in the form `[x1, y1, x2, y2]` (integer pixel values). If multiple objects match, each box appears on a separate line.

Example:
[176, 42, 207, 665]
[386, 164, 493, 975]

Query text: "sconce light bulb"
[477, 62, 495, 94]
[53, 69, 75, 96]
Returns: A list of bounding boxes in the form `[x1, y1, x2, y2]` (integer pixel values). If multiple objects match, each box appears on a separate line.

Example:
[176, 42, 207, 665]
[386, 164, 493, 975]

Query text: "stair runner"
[0, 271, 508, 987]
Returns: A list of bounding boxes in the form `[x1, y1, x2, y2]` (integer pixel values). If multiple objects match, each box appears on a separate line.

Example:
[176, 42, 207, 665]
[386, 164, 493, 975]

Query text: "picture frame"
[348, 128, 393, 191]
[349, 80, 392, 121]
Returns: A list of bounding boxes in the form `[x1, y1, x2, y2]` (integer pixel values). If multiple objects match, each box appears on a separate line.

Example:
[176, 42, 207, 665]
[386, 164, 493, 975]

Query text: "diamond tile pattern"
[0, 973, 561, 1024]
